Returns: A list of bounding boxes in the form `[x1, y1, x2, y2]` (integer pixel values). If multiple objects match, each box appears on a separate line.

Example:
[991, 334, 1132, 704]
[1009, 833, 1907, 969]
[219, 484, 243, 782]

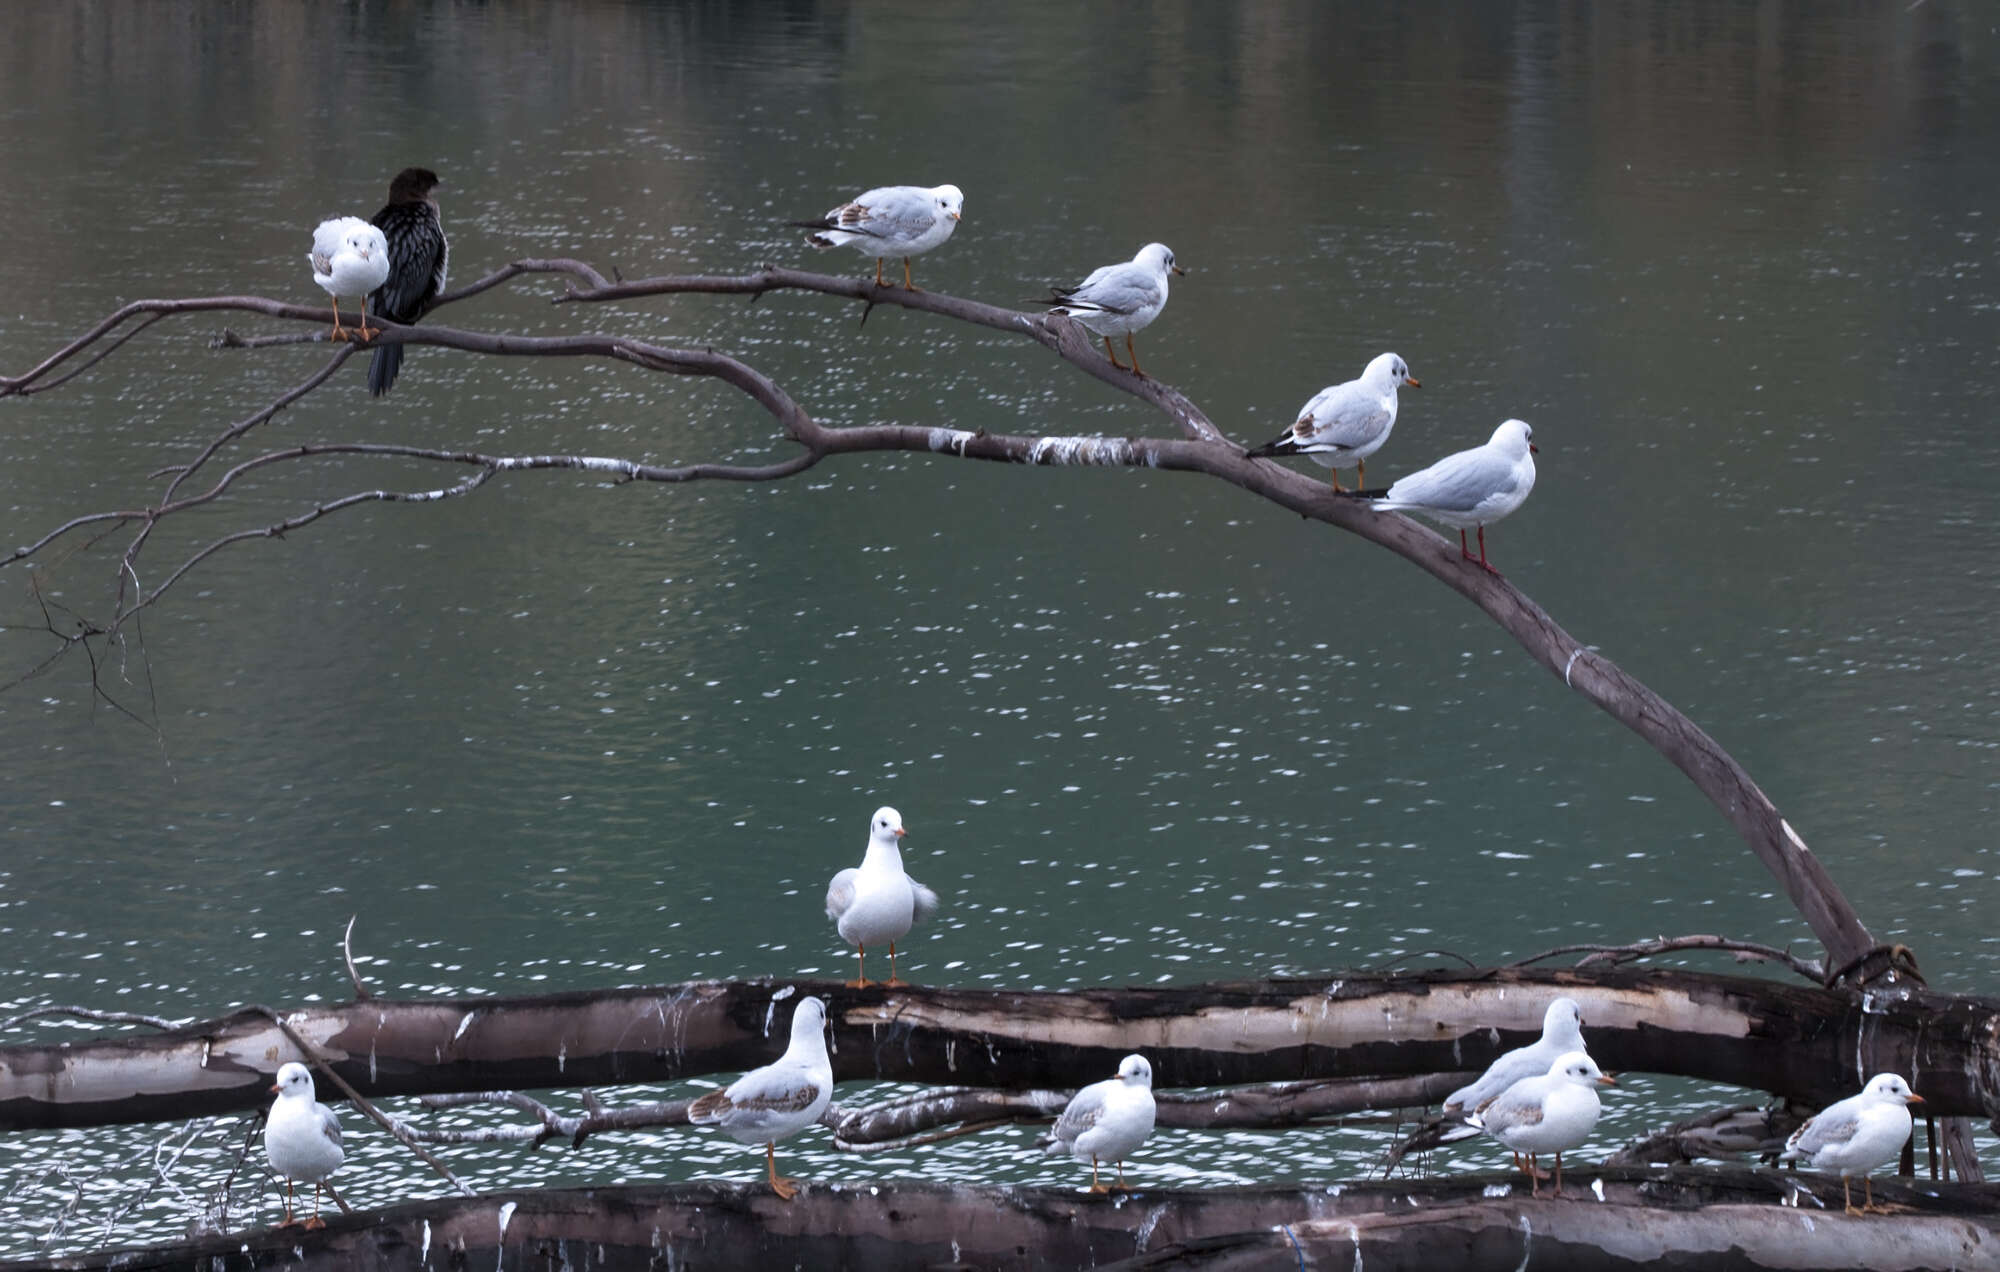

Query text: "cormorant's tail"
[1341, 487, 1391, 500]
[368, 344, 405, 397]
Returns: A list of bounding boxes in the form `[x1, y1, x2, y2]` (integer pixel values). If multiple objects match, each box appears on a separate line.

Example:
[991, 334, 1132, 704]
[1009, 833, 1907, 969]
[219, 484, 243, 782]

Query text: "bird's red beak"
[1907, 1092, 1926, 1104]
[1529, 444, 1540, 454]
[269, 1083, 280, 1094]
[1405, 376, 1422, 388]
[895, 827, 907, 838]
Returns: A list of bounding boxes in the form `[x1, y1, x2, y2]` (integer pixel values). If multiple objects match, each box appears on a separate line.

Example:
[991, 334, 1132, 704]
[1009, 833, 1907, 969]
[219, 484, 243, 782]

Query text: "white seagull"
[687, 996, 835, 1200]
[264, 1061, 344, 1229]
[1467, 1050, 1615, 1198]
[794, 183, 964, 290]
[1040, 1053, 1157, 1193]
[1245, 352, 1421, 490]
[1444, 997, 1588, 1117]
[1780, 1072, 1923, 1215]
[1354, 418, 1538, 573]
[307, 216, 391, 342]
[824, 806, 939, 987]
[1043, 243, 1185, 377]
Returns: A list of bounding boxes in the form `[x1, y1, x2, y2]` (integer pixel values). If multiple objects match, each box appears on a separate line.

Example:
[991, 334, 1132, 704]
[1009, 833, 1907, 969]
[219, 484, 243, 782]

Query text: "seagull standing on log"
[825, 806, 938, 987]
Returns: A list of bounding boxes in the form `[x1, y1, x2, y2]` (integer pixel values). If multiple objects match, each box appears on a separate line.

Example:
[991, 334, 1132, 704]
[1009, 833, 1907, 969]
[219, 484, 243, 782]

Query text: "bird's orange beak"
[1529, 444, 1540, 454]
[1907, 1092, 1925, 1104]
[269, 1083, 280, 1094]
[1405, 376, 1422, 388]
[948, 211, 961, 222]
[895, 827, 907, 838]
[1171, 264, 1188, 276]
[1597, 1073, 1618, 1086]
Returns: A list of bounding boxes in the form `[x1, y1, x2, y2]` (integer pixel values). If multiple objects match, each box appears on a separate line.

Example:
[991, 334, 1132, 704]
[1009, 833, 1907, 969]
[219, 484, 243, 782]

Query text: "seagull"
[1780, 1072, 1923, 1215]
[687, 996, 834, 1200]
[824, 806, 939, 987]
[1042, 243, 1185, 377]
[1039, 1053, 1157, 1193]
[1349, 418, 1538, 573]
[793, 184, 964, 290]
[307, 217, 390, 342]
[1466, 1050, 1614, 1198]
[263, 1061, 344, 1229]
[367, 166, 449, 397]
[1444, 998, 1587, 1118]
[1244, 353, 1421, 490]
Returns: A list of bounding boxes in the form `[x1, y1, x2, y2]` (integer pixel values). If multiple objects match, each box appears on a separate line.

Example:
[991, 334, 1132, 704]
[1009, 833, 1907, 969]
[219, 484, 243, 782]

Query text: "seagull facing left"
[263, 1061, 344, 1229]
[307, 217, 390, 343]
[687, 996, 834, 1200]
[1780, 1072, 1923, 1215]
[1041, 242, 1186, 377]
[794, 183, 964, 290]
[825, 806, 939, 987]
[1040, 1053, 1157, 1193]
[1348, 418, 1538, 574]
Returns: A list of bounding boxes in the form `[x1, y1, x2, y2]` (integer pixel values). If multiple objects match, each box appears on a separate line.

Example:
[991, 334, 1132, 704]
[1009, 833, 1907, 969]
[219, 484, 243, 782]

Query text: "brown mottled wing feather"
[687, 1089, 735, 1122]
[728, 1082, 822, 1115]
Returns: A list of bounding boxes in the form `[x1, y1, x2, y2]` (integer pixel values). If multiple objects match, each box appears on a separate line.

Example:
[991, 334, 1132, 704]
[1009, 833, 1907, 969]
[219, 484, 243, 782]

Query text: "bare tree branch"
[1505, 934, 1826, 984]
[0, 1005, 181, 1033]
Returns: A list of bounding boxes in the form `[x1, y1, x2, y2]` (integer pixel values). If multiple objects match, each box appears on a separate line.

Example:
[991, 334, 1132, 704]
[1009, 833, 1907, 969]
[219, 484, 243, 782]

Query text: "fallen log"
[3, 968, 1996, 1132]
[15, 1171, 1999, 1272]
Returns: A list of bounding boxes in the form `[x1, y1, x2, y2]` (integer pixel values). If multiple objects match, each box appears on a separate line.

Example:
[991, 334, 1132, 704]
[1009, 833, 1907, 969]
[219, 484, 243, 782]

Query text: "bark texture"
[17, 1172, 1998, 1272]
[4, 968, 1996, 1132]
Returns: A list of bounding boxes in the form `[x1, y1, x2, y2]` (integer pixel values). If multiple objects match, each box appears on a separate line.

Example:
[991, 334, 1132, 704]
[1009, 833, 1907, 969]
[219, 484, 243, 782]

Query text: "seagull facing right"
[1780, 1072, 1923, 1215]
[263, 1061, 344, 1229]
[1040, 1053, 1157, 1193]
[367, 166, 449, 397]
[687, 996, 834, 1200]
[824, 806, 939, 986]
[1348, 418, 1538, 573]
[1444, 998, 1587, 1118]
[1466, 1050, 1615, 1198]
[307, 217, 390, 343]
[1042, 243, 1185, 377]
[793, 183, 964, 290]
[1245, 352, 1421, 490]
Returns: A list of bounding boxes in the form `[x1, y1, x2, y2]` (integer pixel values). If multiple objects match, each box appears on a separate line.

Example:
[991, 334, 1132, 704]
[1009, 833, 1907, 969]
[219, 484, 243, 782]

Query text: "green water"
[0, 0, 1995, 1254]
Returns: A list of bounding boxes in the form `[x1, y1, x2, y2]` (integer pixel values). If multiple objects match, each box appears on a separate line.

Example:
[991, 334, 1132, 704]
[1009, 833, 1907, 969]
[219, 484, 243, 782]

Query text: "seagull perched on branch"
[825, 806, 938, 987]
[1345, 418, 1538, 573]
[793, 183, 964, 290]
[1040, 242, 1185, 377]
[1780, 1073, 1923, 1215]
[367, 166, 448, 397]
[306, 217, 390, 342]
[687, 996, 834, 1200]
[1466, 1050, 1614, 1198]
[1040, 1053, 1157, 1193]
[263, 1061, 344, 1229]
[1245, 352, 1420, 490]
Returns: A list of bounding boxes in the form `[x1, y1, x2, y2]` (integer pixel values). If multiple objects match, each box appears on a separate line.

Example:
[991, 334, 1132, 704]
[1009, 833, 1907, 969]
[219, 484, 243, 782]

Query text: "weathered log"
[4, 968, 1996, 1132]
[16, 1172, 1999, 1272]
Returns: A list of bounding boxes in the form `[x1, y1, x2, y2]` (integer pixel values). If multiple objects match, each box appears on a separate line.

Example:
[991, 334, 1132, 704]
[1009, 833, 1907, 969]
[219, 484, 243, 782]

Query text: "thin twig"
[0, 1005, 181, 1033]
[246, 1004, 474, 1196]
[1505, 934, 1824, 984]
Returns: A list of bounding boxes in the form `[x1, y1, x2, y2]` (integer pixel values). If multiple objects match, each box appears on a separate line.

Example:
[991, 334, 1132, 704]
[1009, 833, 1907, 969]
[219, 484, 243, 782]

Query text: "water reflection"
[0, 0, 1995, 1254]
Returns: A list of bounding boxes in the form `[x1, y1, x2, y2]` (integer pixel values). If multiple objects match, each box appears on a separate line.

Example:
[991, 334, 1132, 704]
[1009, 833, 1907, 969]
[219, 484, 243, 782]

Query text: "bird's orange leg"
[278, 1178, 298, 1227]
[1551, 1151, 1565, 1199]
[1113, 1159, 1130, 1191]
[1328, 468, 1347, 492]
[302, 1182, 326, 1230]
[873, 258, 886, 288]
[1355, 458, 1366, 488]
[327, 298, 351, 342]
[1126, 334, 1146, 378]
[902, 257, 920, 291]
[1101, 336, 1129, 371]
[1087, 1155, 1109, 1195]
[1842, 1175, 1860, 1216]
[847, 944, 871, 989]
[767, 1142, 800, 1200]
[355, 294, 380, 343]
[885, 941, 905, 986]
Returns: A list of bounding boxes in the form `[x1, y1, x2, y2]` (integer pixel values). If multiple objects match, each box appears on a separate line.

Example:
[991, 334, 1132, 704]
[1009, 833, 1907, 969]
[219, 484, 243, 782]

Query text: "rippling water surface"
[0, 0, 1995, 1255]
